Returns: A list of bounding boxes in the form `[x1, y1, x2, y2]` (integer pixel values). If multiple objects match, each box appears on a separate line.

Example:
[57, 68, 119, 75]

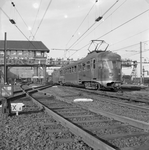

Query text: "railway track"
[23, 85, 149, 149]
[69, 86, 149, 104]
[44, 87, 149, 131]
[2, 85, 92, 150]
[2, 84, 149, 150]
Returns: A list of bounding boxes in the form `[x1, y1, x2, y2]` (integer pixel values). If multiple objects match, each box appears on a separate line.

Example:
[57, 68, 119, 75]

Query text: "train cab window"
[107, 61, 113, 69]
[117, 61, 122, 69]
[102, 60, 108, 69]
[112, 61, 121, 69]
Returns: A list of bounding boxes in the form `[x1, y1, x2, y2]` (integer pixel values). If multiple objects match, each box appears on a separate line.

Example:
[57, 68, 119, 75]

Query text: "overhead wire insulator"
[95, 16, 103, 22]
[11, 2, 15, 7]
[9, 19, 16, 24]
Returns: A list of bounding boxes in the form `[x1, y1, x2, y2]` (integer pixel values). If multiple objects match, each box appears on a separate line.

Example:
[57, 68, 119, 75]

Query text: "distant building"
[46, 67, 61, 75]
[0, 40, 49, 83]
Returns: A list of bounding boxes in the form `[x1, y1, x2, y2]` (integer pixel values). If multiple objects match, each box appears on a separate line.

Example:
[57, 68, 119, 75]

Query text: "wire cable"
[112, 43, 140, 52]
[72, 0, 128, 48]
[66, 0, 120, 51]
[66, 1, 97, 47]
[68, 6, 149, 58]
[0, 7, 39, 50]
[9, 1, 34, 38]
[96, 8, 149, 40]
[32, 0, 53, 40]
[109, 28, 149, 48]
[31, 0, 43, 39]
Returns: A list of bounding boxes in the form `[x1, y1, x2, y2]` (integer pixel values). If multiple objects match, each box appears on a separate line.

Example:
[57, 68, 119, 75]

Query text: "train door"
[98, 59, 103, 82]
[77, 63, 82, 84]
[91, 58, 97, 80]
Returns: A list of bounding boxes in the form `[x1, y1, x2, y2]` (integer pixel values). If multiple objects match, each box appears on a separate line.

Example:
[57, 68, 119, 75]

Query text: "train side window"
[63, 69, 65, 74]
[82, 63, 85, 70]
[74, 66, 77, 72]
[86, 61, 90, 70]
[93, 59, 96, 69]
[78, 63, 82, 71]
[60, 70, 63, 75]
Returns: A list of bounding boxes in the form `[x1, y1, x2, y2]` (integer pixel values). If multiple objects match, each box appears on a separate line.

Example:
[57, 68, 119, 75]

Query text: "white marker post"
[11, 103, 25, 116]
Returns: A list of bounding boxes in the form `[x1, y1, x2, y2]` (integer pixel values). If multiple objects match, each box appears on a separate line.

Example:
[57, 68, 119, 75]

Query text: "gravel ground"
[41, 86, 149, 123]
[0, 97, 93, 150]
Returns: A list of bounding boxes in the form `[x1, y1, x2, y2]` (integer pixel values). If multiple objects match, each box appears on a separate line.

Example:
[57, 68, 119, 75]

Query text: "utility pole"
[4, 32, 7, 84]
[140, 42, 142, 85]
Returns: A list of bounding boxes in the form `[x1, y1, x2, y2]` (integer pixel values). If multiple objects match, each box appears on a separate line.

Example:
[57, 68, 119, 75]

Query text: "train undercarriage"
[84, 81, 122, 91]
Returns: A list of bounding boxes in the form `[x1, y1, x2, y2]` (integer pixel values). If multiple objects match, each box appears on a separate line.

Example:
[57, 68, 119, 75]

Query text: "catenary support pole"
[140, 42, 143, 85]
[4, 32, 7, 84]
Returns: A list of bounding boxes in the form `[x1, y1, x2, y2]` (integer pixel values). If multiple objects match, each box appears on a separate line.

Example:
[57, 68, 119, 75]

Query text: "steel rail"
[20, 88, 117, 150]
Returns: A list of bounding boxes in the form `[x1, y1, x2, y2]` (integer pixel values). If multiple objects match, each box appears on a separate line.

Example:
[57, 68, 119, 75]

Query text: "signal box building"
[0, 40, 49, 83]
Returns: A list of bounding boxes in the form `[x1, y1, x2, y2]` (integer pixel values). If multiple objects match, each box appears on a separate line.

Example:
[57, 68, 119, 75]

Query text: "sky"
[0, 0, 149, 63]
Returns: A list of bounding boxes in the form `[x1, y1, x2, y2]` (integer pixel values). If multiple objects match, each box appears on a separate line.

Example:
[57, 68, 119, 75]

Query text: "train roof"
[60, 50, 120, 69]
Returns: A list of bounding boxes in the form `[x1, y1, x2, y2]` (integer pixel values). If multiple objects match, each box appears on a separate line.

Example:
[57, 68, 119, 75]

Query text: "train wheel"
[94, 83, 98, 90]
[84, 82, 90, 89]
[97, 84, 105, 90]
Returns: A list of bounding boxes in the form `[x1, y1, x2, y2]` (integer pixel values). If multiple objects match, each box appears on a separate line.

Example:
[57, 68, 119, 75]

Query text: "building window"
[11, 51, 16, 55]
[36, 51, 41, 56]
[18, 51, 23, 55]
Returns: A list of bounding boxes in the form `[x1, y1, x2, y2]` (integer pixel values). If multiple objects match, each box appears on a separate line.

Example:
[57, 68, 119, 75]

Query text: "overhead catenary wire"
[32, 0, 53, 40]
[109, 28, 149, 48]
[112, 43, 140, 52]
[66, 0, 97, 47]
[9, 0, 34, 39]
[96, 8, 149, 40]
[68, 7, 149, 59]
[66, 0, 120, 52]
[31, 0, 43, 39]
[72, 0, 128, 48]
[0, 7, 40, 50]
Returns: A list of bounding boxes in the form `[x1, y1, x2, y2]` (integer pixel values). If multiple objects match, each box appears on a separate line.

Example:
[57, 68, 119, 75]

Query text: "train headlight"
[109, 72, 113, 78]
[115, 83, 121, 87]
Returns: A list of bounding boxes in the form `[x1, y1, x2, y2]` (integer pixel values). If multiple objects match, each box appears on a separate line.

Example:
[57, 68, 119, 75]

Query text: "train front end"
[98, 52, 122, 90]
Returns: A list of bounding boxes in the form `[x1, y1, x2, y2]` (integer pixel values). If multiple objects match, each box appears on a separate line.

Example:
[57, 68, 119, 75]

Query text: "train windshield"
[108, 60, 121, 69]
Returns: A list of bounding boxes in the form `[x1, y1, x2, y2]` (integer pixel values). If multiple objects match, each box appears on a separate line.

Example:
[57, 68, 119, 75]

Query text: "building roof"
[0, 40, 49, 52]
